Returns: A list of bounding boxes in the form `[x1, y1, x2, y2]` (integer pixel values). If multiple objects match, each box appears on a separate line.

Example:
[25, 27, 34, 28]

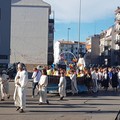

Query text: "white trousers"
[13, 86, 26, 109]
[39, 87, 47, 103]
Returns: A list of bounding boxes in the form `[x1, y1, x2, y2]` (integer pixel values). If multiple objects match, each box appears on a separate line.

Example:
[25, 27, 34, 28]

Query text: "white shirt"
[118, 71, 120, 79]
[70, 74, 76, 81]
[39, 75, 48, 87]
[58, 76, 66, 88]
[19, 70, 28, 88]
[103, 72, 108, 80]
[91, 71, 97, 80]
[32, 70, 41, 83]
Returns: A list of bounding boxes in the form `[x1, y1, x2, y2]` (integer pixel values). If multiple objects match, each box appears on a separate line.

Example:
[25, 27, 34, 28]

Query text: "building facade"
[54, 40, 86, 65]
[99, 7, 120, 66]
[99, 27, 113, 66]
[114, 7, 120, 65]
[86, 7, 120, 66]
[48, 19, 54, 65]
[11, 0, 54, 66]
[85, 35, 100, 66]
[0, 0, 11, 69]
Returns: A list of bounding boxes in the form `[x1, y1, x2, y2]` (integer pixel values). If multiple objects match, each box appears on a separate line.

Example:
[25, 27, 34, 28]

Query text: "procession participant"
[13, 63, 28, 113]
[0, 70, 10, 101]
[53, 68, 59, 76]
[102, 68, 109, 91]
[70, 69, 78, 95]
[84, 69, 93, 92]
[77, 54, 85, 70]
[47, 66, 52, 75]
[58, 71, 66, 100]
[111, 68, 118, 91]
[91, 68, 98, 93]
[31, 67, 41, 98]
[97, 68, 104, 89]
[118, 68, 120, 89]
[38, 69, 49, 104]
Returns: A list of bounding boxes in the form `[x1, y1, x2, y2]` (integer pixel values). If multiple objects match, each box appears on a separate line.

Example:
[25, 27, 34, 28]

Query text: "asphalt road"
[0, 81, 120, 120]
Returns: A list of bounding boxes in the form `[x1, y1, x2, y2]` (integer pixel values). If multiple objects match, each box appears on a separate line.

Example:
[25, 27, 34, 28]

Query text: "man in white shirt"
[13, 63, 28, 113]
[32, 67, 41, 98]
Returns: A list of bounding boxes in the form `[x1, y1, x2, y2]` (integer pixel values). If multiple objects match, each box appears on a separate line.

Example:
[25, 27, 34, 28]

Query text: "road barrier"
[47, 75, 88, 93]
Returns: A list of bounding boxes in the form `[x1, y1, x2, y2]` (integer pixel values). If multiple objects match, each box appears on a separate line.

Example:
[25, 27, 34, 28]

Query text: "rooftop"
[58, 40, 86, 45]
[115, 6, 120, 14]
[12, 0, 51, 7]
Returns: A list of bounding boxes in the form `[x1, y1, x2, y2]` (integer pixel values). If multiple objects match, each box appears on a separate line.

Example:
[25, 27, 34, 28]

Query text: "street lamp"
[78, 0, 81, 58]
[68, 27, 71, 42]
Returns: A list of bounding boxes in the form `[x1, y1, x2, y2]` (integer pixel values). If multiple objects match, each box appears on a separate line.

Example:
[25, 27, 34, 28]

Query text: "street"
[0, 81, 120, 120]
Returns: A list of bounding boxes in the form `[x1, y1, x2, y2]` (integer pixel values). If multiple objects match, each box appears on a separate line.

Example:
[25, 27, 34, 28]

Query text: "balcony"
[105, 36, 112, 41]
[115, 28, 120, 34]
[115, 39, 120, 46]
[104, 45, 111, 50]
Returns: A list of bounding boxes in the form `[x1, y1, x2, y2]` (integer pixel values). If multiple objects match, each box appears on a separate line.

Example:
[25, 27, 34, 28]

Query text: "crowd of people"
[0, 62, 120, 113]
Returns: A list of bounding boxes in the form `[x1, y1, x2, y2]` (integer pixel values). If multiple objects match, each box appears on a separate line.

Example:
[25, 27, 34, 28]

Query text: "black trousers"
[32, 82, 38, 96]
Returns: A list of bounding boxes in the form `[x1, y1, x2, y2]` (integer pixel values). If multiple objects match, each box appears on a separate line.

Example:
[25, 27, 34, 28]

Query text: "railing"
[47, 75, 88, 93]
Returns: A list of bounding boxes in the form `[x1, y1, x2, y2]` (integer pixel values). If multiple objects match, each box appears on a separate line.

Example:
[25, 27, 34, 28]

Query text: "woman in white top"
[38, 69, 49, 104]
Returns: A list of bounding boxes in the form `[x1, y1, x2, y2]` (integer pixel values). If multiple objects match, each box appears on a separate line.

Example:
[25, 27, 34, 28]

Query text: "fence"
[47, 75, 88, 93]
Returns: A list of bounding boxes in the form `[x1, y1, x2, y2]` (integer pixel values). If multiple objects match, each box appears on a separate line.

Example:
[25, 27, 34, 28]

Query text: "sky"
[44, 0, 120, 42]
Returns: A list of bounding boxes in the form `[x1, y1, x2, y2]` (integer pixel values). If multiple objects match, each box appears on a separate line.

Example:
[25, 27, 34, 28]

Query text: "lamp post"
[78, 0, 81, 58]
[68, 27, 71, 42]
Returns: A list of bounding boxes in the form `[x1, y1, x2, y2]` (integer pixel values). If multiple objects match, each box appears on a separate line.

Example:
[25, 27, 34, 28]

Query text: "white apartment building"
[54, 40, 86, 65]
[11, 0, 54, 66]
[114, 7, 120, 65]
[86, 7, 120, 66]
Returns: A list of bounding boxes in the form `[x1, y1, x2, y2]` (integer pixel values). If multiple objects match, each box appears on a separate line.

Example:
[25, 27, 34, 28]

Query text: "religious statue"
[77, 54, 85, 70]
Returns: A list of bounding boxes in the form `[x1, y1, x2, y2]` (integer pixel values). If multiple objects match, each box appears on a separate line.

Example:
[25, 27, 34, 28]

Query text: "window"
[0, 55, 8, 59]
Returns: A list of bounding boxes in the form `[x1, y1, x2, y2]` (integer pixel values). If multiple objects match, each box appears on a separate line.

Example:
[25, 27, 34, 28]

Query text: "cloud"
[44, 0, 120, 23]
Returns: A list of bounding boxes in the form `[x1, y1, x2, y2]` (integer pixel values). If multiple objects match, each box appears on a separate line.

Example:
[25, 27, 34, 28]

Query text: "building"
[85, 35, 100, 66]
[10, 0, 54, 66]
[54, 40, 86, 65]
[0, 0, 11, 70]
[86, 7, 120, 66]
[99, 27, 113, 66]
[99, 7, 120, 66]
[114, 7, 120, 65]
[48, 18, 54, 65]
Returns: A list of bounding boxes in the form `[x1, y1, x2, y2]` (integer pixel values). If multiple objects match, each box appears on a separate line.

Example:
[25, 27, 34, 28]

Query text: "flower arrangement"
[72, 58, 77, 63]
[69, 64, 73, 69]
